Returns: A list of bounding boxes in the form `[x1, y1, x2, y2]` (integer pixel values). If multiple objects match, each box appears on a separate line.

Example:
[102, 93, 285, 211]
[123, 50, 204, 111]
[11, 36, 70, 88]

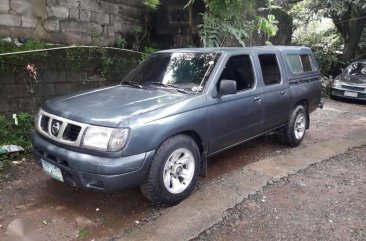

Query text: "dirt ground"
[193, 146, 366, 241]
[0, 98, 365, 241]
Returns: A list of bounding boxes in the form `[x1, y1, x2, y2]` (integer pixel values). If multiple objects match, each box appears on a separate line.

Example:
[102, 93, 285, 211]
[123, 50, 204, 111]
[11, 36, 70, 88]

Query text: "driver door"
[208, 54, 264, 154]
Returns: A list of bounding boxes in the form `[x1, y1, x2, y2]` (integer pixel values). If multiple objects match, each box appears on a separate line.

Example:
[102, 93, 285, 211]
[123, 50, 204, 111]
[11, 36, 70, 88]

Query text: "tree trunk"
[340, 20, 365, 62]
[343, 33, 361, 62]
[332, 5, 366, 62]
[270, 9, 293, 45]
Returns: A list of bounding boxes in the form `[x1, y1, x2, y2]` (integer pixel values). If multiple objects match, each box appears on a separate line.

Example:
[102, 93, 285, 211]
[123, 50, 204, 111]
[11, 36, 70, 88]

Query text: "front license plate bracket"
[344, 91, 358, 97]
[41, 159, 64, 182]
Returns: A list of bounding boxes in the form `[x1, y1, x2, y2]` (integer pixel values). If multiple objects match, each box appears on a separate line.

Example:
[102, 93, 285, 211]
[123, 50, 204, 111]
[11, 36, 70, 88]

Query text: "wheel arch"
[294, 99, 310, 129]
[159, 130, 207, 177]
[179, 130, 205, 156]
[294, 99, 309, 110]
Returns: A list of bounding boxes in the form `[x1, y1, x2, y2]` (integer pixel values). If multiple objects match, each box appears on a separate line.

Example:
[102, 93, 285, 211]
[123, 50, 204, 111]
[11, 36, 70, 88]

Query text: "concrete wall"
[0, 46, 140, 115]
[0, 0, 144, 45]
[0, 69, 110, 115]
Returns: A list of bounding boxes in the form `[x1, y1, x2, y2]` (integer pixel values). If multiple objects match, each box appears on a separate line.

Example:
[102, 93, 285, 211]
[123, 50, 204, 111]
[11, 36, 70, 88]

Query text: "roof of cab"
[157, 46, 312, 54]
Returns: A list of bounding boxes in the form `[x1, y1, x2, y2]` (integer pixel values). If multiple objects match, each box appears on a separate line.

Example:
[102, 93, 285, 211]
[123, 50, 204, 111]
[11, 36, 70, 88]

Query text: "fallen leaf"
[78, 228, 89, 238]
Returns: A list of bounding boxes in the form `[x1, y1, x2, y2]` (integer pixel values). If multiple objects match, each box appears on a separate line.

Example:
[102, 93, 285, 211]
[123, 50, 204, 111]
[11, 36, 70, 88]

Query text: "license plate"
[344, 91, 358, 97]
[42, 159, 64, 182]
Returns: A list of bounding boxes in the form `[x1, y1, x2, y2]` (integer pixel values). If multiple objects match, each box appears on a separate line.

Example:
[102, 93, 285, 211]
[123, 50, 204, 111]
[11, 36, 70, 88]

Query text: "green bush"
[0, 113, 34, 171]
[0, 39, 51, 54]
[0, 113, 34, 147]
[139, 46, 158, 63]
[320, 76, 332, 97]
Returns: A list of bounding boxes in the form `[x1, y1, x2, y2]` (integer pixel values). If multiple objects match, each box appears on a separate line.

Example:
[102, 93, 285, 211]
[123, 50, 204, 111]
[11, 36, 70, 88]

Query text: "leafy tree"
[307, 0, 366, 62]
[185, 0, 280, 47]
[144, 0, 161, 10]
[142, 0, 281, 47]
[288, 0, 344, 76]
[359, 27, 366, 58]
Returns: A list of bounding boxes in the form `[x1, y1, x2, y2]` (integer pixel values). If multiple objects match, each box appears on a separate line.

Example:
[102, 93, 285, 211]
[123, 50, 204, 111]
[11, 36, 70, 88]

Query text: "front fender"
[121, 107, 209, 156]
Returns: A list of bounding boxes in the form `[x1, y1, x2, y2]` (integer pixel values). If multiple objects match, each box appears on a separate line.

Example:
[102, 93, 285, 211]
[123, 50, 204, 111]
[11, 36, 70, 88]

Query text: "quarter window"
[218, 55, 255, 91]
[300, 55, 313, 72]
[286, 54, 314, 74]
[258, 54, 282, 86]
[286, 55, 303, 74]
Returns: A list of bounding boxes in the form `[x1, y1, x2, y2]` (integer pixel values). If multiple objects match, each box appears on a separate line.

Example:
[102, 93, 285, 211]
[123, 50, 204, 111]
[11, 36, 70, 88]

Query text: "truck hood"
[43, 86, 190, 127]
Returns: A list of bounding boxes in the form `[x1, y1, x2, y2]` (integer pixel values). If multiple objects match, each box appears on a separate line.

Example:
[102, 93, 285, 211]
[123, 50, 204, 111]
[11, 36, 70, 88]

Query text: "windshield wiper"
[121, 81, 143, 89]
[147, 82, 189, 94]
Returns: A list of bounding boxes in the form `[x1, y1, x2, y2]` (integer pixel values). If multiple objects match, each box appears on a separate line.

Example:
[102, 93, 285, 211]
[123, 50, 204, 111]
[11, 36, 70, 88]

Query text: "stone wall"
[0, 0, 144, 45]
[0, 47, 140, 115]
[0, 69, 109, 115]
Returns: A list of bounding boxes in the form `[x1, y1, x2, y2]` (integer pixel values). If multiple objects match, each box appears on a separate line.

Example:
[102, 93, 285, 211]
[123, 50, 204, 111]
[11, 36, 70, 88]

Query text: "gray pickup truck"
[32, 46, 323, 205]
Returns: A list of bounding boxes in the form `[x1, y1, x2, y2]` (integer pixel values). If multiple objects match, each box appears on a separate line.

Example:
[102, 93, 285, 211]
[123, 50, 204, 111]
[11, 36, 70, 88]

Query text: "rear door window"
[286, 54, 314, 74]
[258, 54, 282, 86]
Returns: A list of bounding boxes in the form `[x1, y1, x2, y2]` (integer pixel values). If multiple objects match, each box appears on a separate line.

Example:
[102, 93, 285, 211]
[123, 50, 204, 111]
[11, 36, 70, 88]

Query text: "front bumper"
[330, 87, 366, 101]
[31, 131, 155, 192]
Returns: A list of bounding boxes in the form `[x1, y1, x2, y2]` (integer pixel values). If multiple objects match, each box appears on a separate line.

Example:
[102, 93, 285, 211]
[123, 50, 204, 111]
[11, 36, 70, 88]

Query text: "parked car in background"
[31, 47, 323, 205]
[330, 60, 366, 101]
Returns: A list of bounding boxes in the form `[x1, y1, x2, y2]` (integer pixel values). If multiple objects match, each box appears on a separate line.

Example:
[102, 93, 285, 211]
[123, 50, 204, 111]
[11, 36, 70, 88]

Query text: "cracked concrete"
[118, 129, 366, 241]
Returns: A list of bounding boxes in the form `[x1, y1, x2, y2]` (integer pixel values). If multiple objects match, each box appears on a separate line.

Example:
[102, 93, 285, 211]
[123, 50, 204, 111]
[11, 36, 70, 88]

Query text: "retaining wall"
[0, 0, 144, 45]
[0, 47, 140, 115]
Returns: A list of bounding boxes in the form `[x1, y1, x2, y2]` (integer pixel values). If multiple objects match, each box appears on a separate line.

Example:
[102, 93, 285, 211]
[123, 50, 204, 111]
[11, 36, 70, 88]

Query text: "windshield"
[344, 62, 366, 77]
[122, 52, 220, 93]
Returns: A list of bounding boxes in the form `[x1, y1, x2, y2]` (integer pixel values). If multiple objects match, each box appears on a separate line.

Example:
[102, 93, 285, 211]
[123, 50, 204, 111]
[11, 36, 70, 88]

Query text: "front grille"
[37, 110, 88, 147]
[40, 115, 50, 132]
[341, 85, 365, 92]
[50, 119, 63, 137]
[63, 124, 82, 141]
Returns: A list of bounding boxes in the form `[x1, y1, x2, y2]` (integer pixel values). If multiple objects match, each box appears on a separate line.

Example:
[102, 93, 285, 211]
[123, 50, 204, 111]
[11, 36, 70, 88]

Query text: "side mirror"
[219, 79, 237, 97]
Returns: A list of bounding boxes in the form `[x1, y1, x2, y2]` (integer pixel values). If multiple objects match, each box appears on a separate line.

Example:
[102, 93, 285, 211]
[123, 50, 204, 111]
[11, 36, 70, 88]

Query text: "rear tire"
[140, 134, 200, 206]
[280, 105, 308, 147]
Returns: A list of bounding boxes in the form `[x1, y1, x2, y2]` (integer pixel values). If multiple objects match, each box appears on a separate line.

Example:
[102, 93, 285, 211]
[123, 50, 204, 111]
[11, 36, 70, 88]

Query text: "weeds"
[0, 113, 34, 171]
[321, 76, 332, 97]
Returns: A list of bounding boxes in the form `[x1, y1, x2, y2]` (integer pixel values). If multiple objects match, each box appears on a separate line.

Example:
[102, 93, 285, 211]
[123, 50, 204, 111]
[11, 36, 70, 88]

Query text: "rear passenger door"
[257, 53, 290, 131]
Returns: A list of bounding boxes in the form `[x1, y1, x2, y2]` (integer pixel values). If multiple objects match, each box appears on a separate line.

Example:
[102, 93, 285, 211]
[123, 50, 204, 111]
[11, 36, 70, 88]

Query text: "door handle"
[280, 90, 287, 95]
[254, 96, 262, 102]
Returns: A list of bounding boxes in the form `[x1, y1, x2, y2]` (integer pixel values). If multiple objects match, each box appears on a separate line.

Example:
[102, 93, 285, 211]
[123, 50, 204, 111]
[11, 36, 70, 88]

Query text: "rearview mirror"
[219, 79, 237, 97]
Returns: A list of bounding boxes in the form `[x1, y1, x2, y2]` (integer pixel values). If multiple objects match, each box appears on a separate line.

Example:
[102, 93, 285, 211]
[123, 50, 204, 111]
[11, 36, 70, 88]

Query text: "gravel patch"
[193, 146, 366, 241]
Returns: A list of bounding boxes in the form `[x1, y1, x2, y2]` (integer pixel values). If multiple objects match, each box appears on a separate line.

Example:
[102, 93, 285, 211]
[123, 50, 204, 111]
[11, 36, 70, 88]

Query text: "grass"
[0, 113, 34, 171]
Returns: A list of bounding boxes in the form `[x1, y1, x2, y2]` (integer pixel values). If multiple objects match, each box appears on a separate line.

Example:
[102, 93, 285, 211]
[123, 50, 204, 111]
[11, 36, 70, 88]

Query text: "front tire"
[280, 105, 308, 147]
[140, 134, 200, 206]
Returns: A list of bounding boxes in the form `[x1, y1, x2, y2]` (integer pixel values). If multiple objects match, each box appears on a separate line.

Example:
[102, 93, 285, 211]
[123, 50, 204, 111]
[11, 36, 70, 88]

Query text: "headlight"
[81, 126, 129, 152]
[331, 80, 342, 88]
